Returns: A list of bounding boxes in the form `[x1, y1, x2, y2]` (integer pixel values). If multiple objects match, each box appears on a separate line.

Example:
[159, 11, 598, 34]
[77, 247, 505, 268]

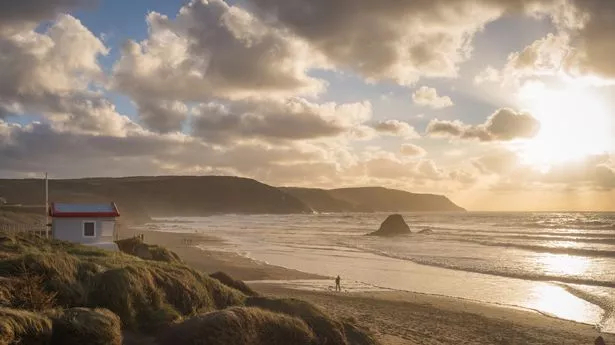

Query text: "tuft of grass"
[7, 263, 58, 311]
[86, 263, 245, 331]
[210, 271, 258, 296]
[158, 306, 316, 345]
[115, 237, 181, 263]
[49, 307, 122, 345]
[0, 308, 53, 345]
[246, 296, 347, 345]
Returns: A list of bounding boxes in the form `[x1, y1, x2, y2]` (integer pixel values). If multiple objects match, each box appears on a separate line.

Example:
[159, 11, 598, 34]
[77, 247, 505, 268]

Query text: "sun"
[516, 83, 613, 171]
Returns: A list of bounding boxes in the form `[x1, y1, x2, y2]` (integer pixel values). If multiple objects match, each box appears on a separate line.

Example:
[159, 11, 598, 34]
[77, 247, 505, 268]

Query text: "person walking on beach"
[335, 275, 341, 292]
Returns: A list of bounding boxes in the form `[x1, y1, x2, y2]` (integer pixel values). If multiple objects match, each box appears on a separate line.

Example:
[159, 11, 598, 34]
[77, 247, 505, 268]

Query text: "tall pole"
[45, 172, 49, 238]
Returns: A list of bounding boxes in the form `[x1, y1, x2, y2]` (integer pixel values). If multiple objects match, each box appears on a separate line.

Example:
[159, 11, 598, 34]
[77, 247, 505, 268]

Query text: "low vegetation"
[0, 231, 379, 344]
[210, 271, 259, 296]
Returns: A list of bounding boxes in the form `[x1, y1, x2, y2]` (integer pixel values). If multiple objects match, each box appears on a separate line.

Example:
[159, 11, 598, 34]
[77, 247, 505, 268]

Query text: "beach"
[133, 229, 614, 345]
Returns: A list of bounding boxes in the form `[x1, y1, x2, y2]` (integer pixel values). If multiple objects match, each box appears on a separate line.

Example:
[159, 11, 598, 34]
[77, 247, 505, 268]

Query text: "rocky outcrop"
[418, 228, 433, 234]
[367, 214, 411, 236]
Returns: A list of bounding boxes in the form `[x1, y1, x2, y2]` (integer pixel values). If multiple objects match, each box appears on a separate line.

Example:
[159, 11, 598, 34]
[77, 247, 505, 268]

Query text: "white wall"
[52, 218, 116, 244]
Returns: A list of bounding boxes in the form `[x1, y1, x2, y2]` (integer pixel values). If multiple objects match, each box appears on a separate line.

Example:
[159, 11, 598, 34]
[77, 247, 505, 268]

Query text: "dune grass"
[49, 308, 122, 345]
[0, 308, 52, 345]
[210, 271, 259, 296]
[159, 306, 316, 345]
[0, 231, 380, 344]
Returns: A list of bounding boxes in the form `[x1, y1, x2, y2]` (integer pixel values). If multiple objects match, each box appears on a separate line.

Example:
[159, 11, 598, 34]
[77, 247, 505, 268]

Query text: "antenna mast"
[45, 172, 49, 238]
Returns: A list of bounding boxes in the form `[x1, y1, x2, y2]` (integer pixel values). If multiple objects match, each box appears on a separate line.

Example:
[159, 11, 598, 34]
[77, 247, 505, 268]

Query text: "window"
[83, 222, 96, 237]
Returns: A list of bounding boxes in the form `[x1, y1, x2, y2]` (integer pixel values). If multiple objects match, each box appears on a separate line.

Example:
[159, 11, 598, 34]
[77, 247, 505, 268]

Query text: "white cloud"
[427, 108, 540, 142]
[113, 0, 326, 103]
[412, 86, 454, 109]
[400, 143, 427, 157]
[371, 120, 419, 138]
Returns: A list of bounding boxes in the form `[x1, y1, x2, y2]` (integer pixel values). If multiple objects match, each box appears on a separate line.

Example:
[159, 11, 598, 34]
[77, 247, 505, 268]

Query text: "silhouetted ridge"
[283, 186, 465, 212]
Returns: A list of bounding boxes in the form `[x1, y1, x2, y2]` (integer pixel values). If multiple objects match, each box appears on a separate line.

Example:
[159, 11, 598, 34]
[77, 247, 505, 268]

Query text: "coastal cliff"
[0, 177, 464, 224]
[283, 186, 465, 213]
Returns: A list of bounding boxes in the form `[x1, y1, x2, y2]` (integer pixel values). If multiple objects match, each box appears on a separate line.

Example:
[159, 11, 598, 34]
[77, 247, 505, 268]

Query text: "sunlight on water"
[526, 285, 597, 323]
[537, 253, 589, 275]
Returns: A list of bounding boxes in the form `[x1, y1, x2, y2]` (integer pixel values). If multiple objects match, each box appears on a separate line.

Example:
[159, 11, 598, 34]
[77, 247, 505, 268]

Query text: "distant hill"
[0, 176, 312, 223]
[283, 187, 465, 212]
[280, 188, 359, 212]
[0, 177, 465, 225]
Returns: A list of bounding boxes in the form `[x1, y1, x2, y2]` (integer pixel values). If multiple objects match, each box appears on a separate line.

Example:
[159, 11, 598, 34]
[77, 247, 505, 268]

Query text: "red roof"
[49, 202, 120, 218]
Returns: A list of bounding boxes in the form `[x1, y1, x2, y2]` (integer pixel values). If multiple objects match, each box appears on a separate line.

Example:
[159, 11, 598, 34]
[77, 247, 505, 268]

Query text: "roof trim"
[49, 202, 120, 218]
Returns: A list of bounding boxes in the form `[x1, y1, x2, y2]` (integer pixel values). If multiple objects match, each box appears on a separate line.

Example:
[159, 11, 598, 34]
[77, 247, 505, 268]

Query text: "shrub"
[49, 308, 122, 345]
[158, 307, 315, 345]
[0, 308, 52, 345]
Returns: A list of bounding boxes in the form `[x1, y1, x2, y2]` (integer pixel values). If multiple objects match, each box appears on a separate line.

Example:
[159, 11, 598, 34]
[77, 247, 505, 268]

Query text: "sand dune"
[134, 230, 614, 345]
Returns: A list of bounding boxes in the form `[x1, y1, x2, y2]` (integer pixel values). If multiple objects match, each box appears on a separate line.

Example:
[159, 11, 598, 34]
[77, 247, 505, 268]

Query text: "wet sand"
[132, 229, 613, 345]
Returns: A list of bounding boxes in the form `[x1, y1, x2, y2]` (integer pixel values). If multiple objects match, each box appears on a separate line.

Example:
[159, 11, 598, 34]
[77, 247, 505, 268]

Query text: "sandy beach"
[131, 229, 614, 345]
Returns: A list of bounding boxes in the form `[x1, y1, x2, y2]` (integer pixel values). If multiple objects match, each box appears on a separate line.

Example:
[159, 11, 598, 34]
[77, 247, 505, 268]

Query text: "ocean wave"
[558, 284, 615, 332]
[347, 244, 615, 289]
[465, 240, 615, 258]
[441, 233, 615, 245]
[440, 228, 615, 238]
[499, 221, 615, 230]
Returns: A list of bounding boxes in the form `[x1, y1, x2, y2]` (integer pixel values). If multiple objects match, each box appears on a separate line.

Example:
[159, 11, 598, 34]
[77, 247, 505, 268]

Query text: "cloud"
[371, 120, 419, 138]
[400, 143, 427, 157]
[427, 108, 540, 141]
[412, 86, 453, 109]
[192, 98, 372, 144]
[562, 0, 615, 79]
[113, 0, 325, 103]
[136, 99, 188, 134]
[246, 0, 524, 85]
[0, 0, 92, 32]
[0, 14, 107, 102]
[474, 66, 501, 85]
[0, 14, 139, 136]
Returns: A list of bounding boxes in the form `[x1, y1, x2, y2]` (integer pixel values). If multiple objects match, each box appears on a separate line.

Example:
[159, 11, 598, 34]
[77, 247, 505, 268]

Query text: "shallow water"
[146, 212, 615, 332]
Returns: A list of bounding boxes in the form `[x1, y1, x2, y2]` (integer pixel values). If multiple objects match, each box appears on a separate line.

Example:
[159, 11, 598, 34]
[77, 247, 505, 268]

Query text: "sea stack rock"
[367, 214, 411, 236]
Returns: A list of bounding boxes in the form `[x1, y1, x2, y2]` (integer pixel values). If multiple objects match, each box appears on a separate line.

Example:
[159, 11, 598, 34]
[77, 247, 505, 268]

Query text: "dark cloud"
[427, 108, 540, 141]
[0, 0, 93, 30]
[136, 99, 188, 134]
[246, 0, 549, 85]
[192, 98, 371, 143]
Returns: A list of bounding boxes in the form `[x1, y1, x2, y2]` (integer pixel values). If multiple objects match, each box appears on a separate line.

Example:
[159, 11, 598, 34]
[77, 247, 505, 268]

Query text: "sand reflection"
[536, 253, 589, 276]
[526, 285, 595, 323]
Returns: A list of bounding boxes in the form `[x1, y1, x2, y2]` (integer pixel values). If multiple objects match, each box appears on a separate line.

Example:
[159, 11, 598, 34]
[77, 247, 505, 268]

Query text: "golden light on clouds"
[517, 82, 613, 171]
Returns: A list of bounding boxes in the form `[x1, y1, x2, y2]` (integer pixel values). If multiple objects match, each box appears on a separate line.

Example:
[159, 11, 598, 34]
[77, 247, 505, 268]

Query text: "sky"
[0, 0, 614, 211]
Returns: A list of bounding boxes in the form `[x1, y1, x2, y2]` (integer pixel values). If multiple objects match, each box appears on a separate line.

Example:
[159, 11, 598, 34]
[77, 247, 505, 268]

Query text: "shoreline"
[130, 229, 614, 344]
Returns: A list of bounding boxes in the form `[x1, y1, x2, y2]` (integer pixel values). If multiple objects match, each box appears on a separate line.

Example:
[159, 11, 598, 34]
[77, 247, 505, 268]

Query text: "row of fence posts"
[0, 223, 49, 237]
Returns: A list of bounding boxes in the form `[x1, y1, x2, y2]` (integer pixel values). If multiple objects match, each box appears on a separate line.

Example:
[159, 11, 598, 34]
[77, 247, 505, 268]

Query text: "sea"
[145, 212, 615, 332]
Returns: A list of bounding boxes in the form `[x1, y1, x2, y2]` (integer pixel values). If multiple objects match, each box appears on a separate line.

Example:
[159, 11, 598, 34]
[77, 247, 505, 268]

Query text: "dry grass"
[158, 307, 316, 345]
[246, 296, 380, 345]
[0, 231, 379, 345]
[115, 237, 181, 263]
[49, 308, 122, 345]
[210, 271, 258, 296]
[0, 308, 52, 345]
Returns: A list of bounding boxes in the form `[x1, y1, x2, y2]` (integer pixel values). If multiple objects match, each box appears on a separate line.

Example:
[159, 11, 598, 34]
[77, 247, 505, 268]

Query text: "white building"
[49, 202, 120, 251]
